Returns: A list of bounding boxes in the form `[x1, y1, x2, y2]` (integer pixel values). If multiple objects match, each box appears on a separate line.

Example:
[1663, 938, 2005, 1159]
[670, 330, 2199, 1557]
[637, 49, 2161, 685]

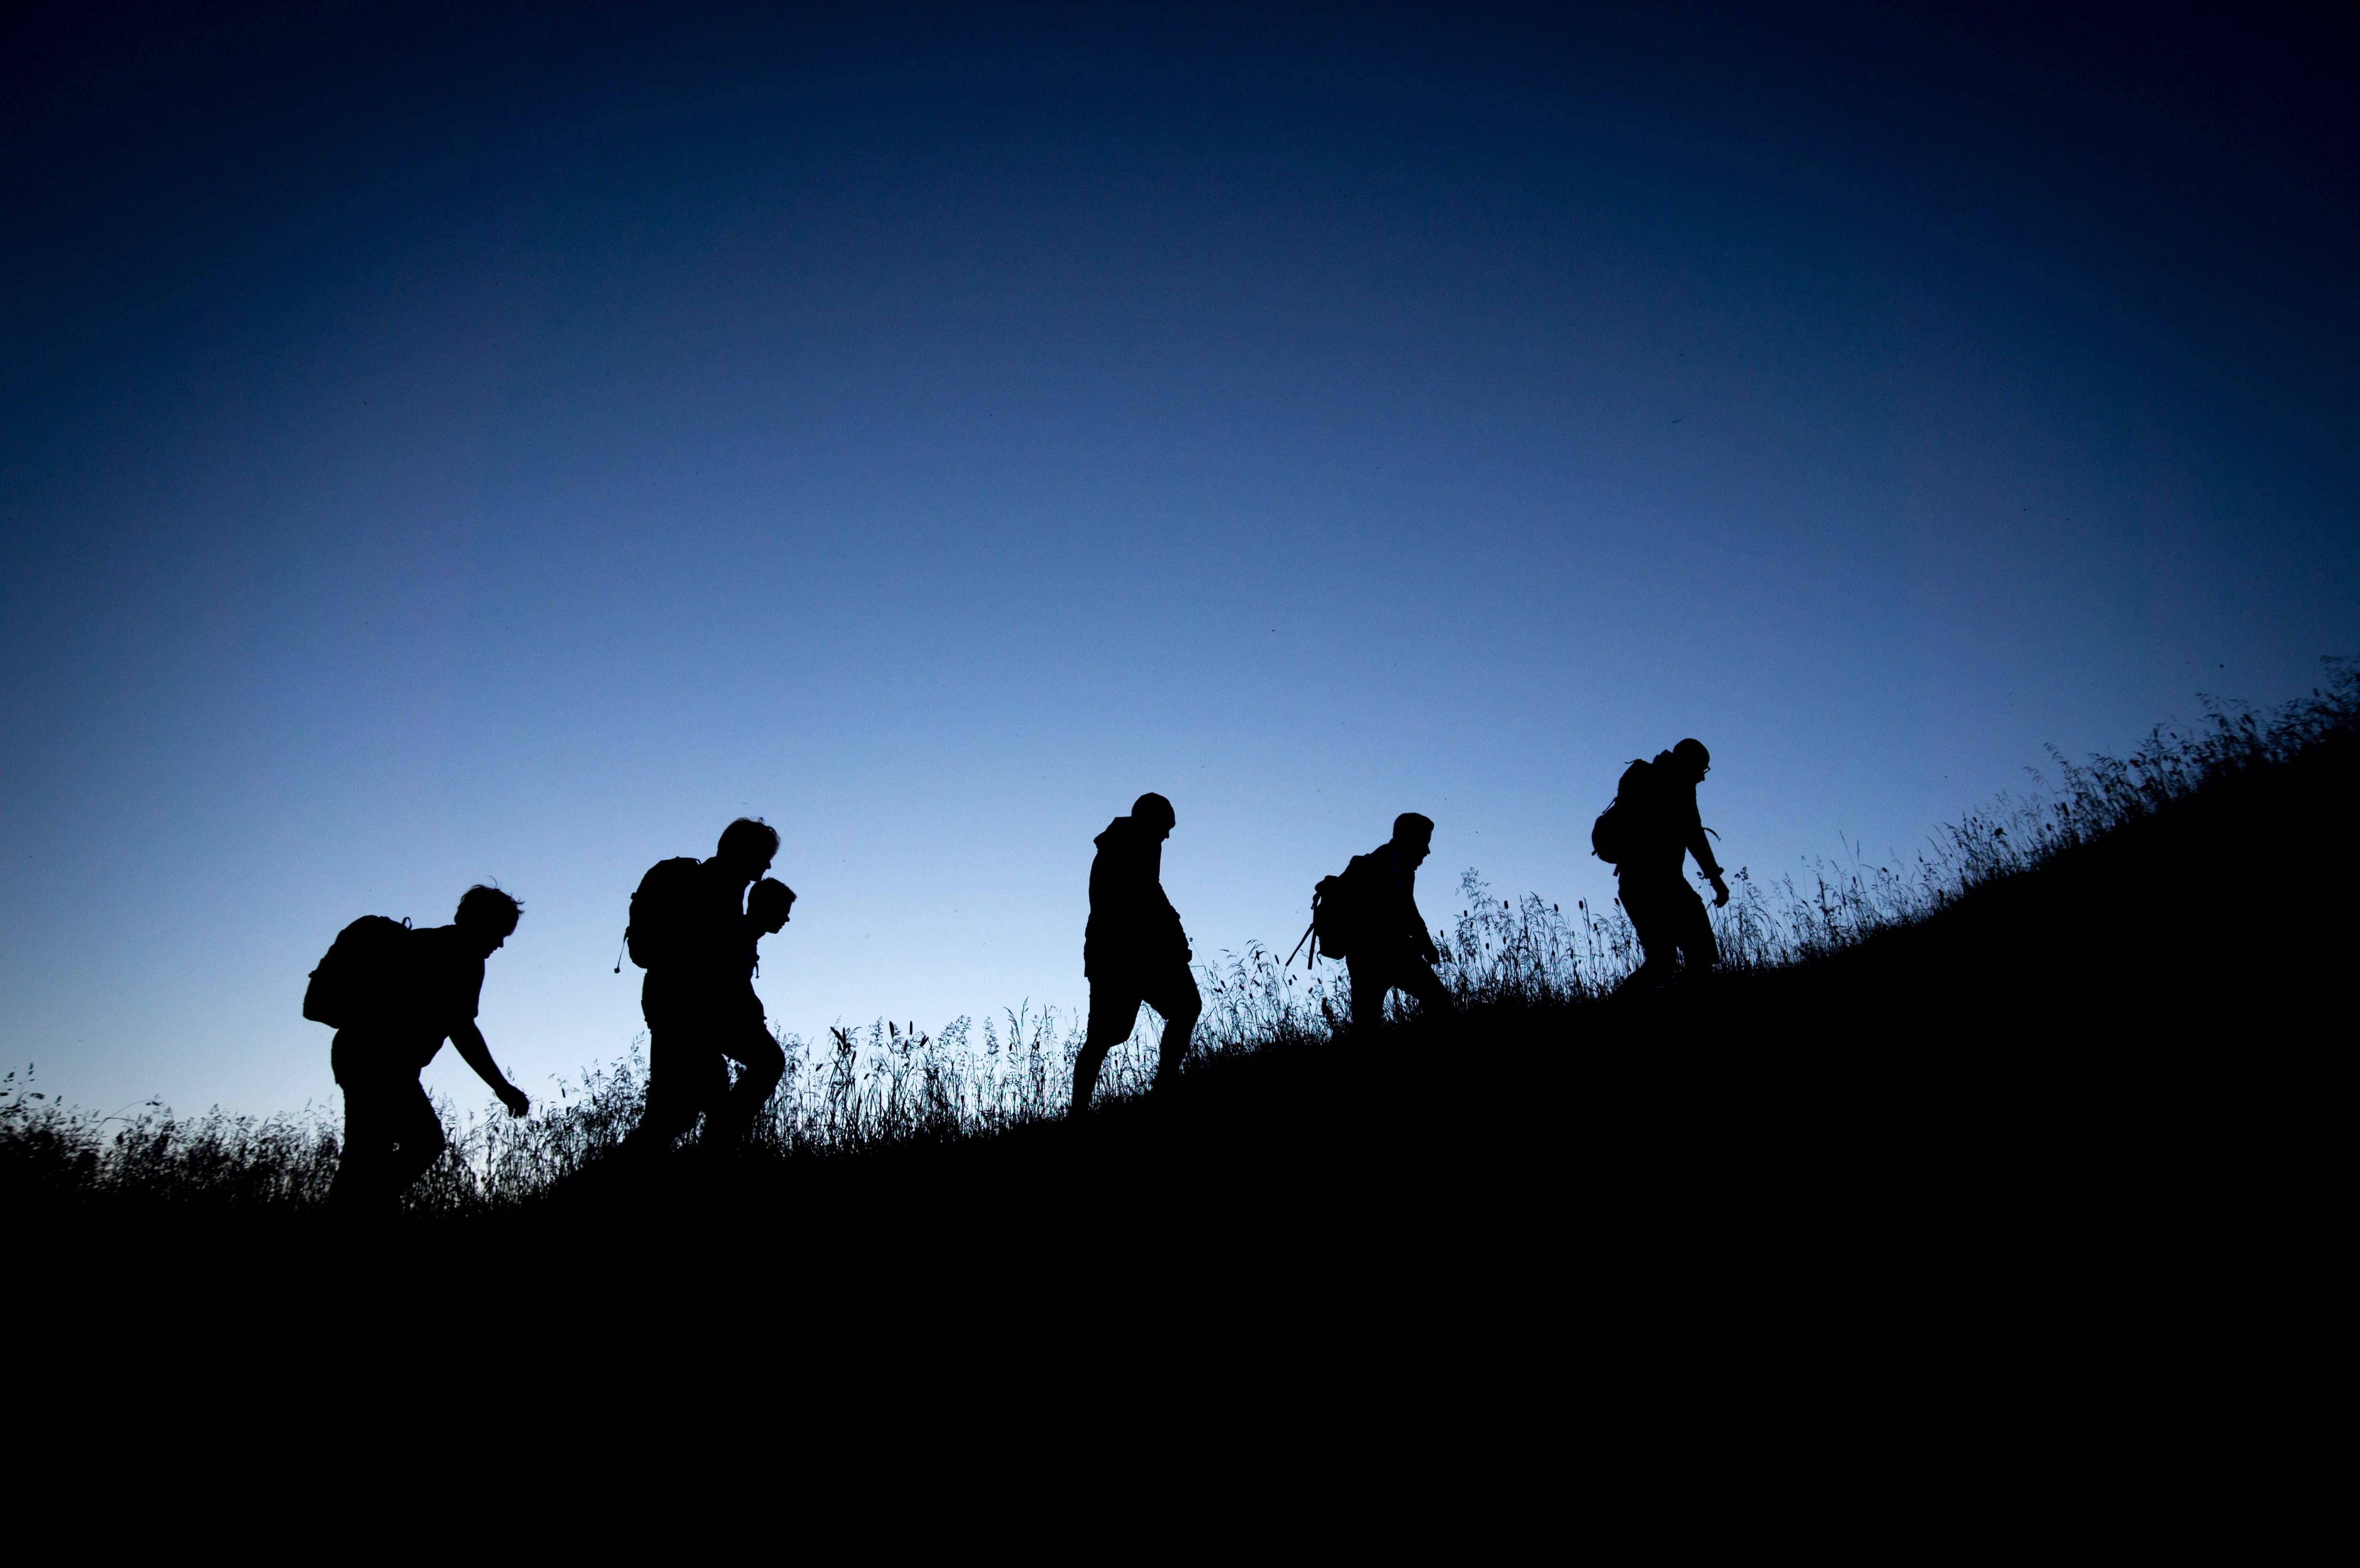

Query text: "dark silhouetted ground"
[10, 680, 2347, 1480]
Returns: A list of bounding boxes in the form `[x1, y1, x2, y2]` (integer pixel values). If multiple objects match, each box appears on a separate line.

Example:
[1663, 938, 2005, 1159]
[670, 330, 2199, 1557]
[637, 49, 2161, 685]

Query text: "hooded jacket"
[1353, 842, 1439, 966]
[1084, 814, 1188, 979]
[1620, 753, 1724, 884]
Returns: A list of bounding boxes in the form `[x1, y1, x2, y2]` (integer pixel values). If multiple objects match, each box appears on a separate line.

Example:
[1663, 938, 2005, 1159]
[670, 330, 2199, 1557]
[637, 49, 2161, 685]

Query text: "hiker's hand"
[498, 1083, 530, 1117]
[1709, 874, 1730, 908]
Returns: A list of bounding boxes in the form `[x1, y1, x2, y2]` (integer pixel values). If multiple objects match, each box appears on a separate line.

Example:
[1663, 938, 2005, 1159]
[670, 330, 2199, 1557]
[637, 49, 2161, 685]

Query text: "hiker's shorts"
[643, 992, 782, 1113]
[1619, 873, 1718, 970]
[331, 1031, 446, 1203]
[1086, 960, 1202, 1046]
[1347, 953, 1450, 1029]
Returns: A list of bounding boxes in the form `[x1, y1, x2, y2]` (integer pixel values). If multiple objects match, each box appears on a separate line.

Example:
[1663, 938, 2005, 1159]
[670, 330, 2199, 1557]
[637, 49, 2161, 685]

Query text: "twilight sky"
[4, 4, 2353, 1120]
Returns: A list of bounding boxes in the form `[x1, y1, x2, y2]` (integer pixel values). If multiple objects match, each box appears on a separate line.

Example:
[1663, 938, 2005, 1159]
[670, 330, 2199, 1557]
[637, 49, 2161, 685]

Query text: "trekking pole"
[613, 931, 627, 975]
[1285, 921, 1316, 969]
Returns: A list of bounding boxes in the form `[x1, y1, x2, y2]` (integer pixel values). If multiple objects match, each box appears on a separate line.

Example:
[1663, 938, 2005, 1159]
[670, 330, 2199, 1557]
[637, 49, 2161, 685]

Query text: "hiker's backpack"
[303, 915, 416, 1029]
[1590, 759, 1653, 866]
[625, 857, 703, 970]
[1306, 853, 1377, 963]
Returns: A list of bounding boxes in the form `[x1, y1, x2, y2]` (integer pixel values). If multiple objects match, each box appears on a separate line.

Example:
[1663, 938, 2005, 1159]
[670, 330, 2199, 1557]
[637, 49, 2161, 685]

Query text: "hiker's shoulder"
[410, 925, 477, 978]
[689, 858, 742, 896]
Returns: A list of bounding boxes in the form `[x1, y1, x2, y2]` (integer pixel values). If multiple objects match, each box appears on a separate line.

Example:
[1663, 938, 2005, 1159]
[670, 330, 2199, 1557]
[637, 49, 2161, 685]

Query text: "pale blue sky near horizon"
[4, 4, 2353, 1120]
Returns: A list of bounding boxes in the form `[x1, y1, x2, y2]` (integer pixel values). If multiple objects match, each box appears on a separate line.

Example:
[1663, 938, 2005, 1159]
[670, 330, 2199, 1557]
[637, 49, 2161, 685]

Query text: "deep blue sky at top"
[4, 3, 2353, 1118]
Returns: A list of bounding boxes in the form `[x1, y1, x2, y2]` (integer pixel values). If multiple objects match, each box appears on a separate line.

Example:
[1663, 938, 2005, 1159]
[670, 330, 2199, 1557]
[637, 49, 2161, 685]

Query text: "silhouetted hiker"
[1074, 792, 1200, 1115]
[305, 885, 529, 1213]
[1328, 813, 1452, 1033]
[622, 819, 789, 1159]
[1593, 738, 1729, 991]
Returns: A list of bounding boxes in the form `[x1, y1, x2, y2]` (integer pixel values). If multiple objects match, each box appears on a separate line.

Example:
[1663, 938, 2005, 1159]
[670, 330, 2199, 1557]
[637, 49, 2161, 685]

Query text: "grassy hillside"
[11, 666, 2351, 1369]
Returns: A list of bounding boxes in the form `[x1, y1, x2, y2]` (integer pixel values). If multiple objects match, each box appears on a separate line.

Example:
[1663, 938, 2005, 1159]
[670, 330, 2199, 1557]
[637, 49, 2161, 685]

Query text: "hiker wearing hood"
[1074, 791, 1200, 1115]
[1345, 812, 1453, 1032]
[1610, 737, 1728, 991]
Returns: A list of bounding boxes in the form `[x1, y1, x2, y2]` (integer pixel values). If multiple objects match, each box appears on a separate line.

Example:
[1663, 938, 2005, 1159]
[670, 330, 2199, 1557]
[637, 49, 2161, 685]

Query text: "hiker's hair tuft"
[719, 817, 780, 864]
[456, 884, 523, 932]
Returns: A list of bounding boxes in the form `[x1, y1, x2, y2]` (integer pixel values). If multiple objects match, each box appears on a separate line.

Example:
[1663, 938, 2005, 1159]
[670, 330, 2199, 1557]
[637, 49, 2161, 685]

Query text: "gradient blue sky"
[5, 4, 2353, 1119]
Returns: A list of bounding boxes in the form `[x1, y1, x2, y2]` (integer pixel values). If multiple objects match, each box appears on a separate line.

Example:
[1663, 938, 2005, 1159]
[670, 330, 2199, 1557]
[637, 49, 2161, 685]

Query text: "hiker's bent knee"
[737, 1030, 784, 1080]
[740, 1057, 783, 1100]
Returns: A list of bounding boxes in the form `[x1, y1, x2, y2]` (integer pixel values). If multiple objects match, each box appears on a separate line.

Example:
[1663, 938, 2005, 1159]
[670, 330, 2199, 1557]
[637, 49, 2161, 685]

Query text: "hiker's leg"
[385, 1078, 446, 1200]
[1144, 966, 1202, 1090]
[328, 1032, 395, 1208]
[627, 1078, 697, 1153]
[1618, 878, 1678, 991]
[1673, 884, 1719, 980]
[1074, 984, 1141, 1115]
[1399, 959, 1453, 1020]
[1070, 1032, 1113, 1115]
[628, 1019, 720, 1154]
[627, 981, 706, 1154]
[708, 1020, 785, 1149]
[1347, 957, 1391, 1033]
[330, 1078, 391, 1210]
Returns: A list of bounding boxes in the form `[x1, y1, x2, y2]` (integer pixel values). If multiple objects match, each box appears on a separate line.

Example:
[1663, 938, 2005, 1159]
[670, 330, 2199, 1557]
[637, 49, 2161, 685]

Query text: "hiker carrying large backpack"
[1312, 812, 1451, 1034]
[1593, 737, 1729, 992]
[307, 884, 529, 1212]
[1073, 792, 1200, 1115]
[620, 817, 787, 1158]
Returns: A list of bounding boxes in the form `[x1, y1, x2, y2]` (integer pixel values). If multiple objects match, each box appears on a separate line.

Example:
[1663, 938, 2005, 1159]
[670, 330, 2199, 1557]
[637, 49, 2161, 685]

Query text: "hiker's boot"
[1153, 1033, 1191, 1094]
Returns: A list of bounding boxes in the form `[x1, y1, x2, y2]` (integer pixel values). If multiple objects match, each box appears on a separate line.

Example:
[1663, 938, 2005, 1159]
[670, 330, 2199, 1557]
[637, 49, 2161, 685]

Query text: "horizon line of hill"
[4, 655, 2352, 1218]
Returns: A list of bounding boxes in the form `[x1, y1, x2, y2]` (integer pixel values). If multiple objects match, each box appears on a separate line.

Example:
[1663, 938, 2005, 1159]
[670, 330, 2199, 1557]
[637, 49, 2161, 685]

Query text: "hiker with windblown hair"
[1073, 792, 1201, 1115]
[305, 884, 530, 1213]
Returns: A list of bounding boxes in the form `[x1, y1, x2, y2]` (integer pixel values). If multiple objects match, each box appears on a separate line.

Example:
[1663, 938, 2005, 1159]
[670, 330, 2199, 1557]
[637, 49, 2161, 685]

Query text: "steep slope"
[21, 717, 2347, 1430]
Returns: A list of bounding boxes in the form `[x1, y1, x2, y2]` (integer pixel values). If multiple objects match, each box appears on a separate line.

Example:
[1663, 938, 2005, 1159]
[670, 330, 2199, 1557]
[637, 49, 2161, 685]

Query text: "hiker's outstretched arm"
[1157, 887, 1190, 957]
[1409, 897, 1440, 965]
[1682, 803, 1723, 880]
[1684, 809, 1731, 906]
[450, 1021, 529, 1116]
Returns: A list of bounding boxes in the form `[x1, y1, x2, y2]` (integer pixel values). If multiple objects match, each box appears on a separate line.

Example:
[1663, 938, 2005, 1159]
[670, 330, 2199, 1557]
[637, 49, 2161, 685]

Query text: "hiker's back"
[1595, 756, 1689, 876]
[627, 857, 705, 971]
[1084, 813, 1183, 970]
[304, 915, 415, 1030]
[405, 924, 486, 1062]
[1087, 816, 1164, 914]
[1339, 844, 1421, 957]
[644, 856, 755, 960]
[305, 917, 482, 1070]
[629, 857, 750, 1028]
[1307, 852, 1377, 961]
